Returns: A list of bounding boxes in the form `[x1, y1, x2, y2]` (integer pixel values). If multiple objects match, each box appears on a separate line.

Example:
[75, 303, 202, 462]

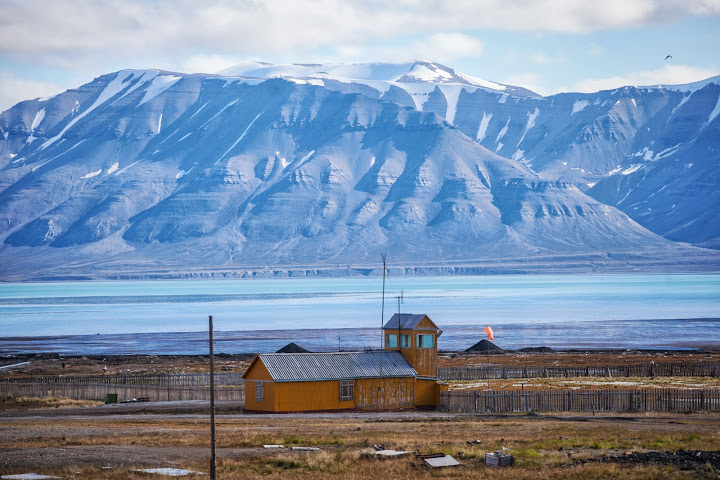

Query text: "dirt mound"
[517, 346, 555, 353]
[465, 339, 504, 354]
[569, 450, 720, 471]
[276, 343, 310, 354]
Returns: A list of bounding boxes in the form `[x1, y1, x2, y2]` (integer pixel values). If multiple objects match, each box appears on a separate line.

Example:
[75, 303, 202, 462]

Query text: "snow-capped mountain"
[0, 63, 717, 280]
[217, 62, 720, 247]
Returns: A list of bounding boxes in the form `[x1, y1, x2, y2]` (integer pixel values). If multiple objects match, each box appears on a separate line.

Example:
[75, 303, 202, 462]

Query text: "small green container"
[105, 393, 118, 404]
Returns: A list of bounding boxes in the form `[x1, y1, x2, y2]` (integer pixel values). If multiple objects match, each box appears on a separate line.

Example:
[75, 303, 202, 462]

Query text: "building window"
[400, 334, 411, 348]
[339, 379, 353, 401]
[418, 334, 434, 348]
[255, 381, 264, 402]
[385, 333, 398, 348]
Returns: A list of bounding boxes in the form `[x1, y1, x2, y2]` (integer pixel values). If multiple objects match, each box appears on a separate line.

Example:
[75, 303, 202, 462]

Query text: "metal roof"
[256, 351, 417, 382]
[383, 313, 435, 330]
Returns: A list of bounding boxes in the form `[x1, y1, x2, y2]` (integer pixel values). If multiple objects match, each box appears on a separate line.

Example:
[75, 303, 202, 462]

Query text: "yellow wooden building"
[242, 313, 447, 412]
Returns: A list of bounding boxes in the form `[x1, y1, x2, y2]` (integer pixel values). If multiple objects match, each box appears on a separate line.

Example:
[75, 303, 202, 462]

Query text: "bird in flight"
[665, 55, 673, 60]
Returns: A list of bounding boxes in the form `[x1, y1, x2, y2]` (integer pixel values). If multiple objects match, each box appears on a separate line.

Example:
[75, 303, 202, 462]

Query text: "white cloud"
[0, 71, 64, 112]
[0, 0, 718, 65]
[529, 52, 566, 65]
[502, 73, 552, 96]
[331, 33, 484, 65]
[567, 64, 720, 93]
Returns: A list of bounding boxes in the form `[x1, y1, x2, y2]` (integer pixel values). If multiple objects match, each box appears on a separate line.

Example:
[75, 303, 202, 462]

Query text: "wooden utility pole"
[209, 315, 216, 480]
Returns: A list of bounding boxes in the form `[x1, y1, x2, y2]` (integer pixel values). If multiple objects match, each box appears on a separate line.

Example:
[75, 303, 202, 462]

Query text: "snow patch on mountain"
[81, 169, 102, 179]
[571, 100, 589, 115]
[216, 112, 263, 164]
[496, 116, 511, 143]
[704, 93, 720, 127]
[138, 75, 182, 106]
[40, 71, 136, 150]
[476, 112, 492, 142]
[31, 108, 45, 130]
[517, 108, 540, 147]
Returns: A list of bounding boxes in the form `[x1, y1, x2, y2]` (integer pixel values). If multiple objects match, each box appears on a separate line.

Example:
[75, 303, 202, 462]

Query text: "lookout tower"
[383, 313, 440, 379]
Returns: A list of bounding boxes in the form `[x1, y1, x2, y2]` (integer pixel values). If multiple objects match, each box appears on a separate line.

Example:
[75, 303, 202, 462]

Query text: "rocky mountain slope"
[0, 62, 717, 279]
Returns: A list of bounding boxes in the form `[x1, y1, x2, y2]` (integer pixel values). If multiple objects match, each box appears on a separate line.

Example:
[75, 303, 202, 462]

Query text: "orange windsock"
[484, 326, 494, 341]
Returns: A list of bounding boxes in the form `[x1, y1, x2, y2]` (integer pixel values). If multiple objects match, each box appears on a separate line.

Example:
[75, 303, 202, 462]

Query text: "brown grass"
[2, 413, 720, 478]
[0, 395, 104, 410]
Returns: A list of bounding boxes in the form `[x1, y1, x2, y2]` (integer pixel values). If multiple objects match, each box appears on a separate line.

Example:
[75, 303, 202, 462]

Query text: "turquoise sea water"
[0, 274, 718, 354]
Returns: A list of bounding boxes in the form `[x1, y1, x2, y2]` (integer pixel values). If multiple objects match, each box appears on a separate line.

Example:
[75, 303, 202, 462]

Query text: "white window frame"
[339, 379, 353, 401]
[255, 381, 264, 402]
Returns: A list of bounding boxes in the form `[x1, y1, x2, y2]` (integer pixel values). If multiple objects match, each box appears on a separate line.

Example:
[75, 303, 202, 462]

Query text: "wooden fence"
[0, 373, 244, 386]
[440, 388, 720, 413]
[438, 363, 720, 381]
[0, 373, 245, 403]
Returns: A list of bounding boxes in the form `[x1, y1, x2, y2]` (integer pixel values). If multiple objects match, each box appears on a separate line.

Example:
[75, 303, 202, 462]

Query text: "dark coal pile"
[568, 450, 720, 471]
[517, 346, 555, 353]
[465, 339, 504, 354]
[276, 342, 310, 353]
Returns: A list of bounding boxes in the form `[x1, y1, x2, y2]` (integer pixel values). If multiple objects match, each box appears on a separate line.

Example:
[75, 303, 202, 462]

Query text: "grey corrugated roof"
[383, 313, 434, 330]
[256, 351, 417, 381]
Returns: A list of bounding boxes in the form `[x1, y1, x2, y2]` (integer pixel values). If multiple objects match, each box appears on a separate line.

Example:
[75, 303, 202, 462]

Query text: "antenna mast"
[397, 291, 404, 350]
[379, 253, 386, 407]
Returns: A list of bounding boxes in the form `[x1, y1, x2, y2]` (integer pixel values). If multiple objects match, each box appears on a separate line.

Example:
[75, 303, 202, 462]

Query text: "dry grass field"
[1, 409, 719, 479]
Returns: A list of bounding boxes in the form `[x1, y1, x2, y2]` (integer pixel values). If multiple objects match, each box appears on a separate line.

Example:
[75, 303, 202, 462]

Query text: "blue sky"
[1, 0, 719, 111]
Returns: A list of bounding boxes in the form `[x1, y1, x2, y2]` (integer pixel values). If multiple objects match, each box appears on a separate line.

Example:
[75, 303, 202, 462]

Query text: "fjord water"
[0, 274, 718, 354]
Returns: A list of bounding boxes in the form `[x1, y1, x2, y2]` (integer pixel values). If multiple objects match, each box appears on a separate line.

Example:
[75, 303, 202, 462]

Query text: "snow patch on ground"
[476, 112, 492, 142]
[82, 169, 102, 179]
[685, 163, 693, 168]
[157, 113, 163, 134]
[370, 156, 375, 167]
[177, 132, 193, 142]
[631, 98, 637, 107]
[107, 162, 119, 174]
[571, 100, 589, 115]
[498, 94, 508, 104]
[138, 75, 182, 106]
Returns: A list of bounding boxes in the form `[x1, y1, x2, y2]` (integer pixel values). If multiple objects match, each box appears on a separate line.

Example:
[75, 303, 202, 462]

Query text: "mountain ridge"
[0, 63, 718, 280]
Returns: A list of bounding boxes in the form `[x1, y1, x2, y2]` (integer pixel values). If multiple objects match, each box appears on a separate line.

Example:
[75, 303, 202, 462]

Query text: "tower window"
[400, 334, 411, 348]
[418, 334, 434, 348]
[385, 334, 398, 348]
[255, 381, 264, 402]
